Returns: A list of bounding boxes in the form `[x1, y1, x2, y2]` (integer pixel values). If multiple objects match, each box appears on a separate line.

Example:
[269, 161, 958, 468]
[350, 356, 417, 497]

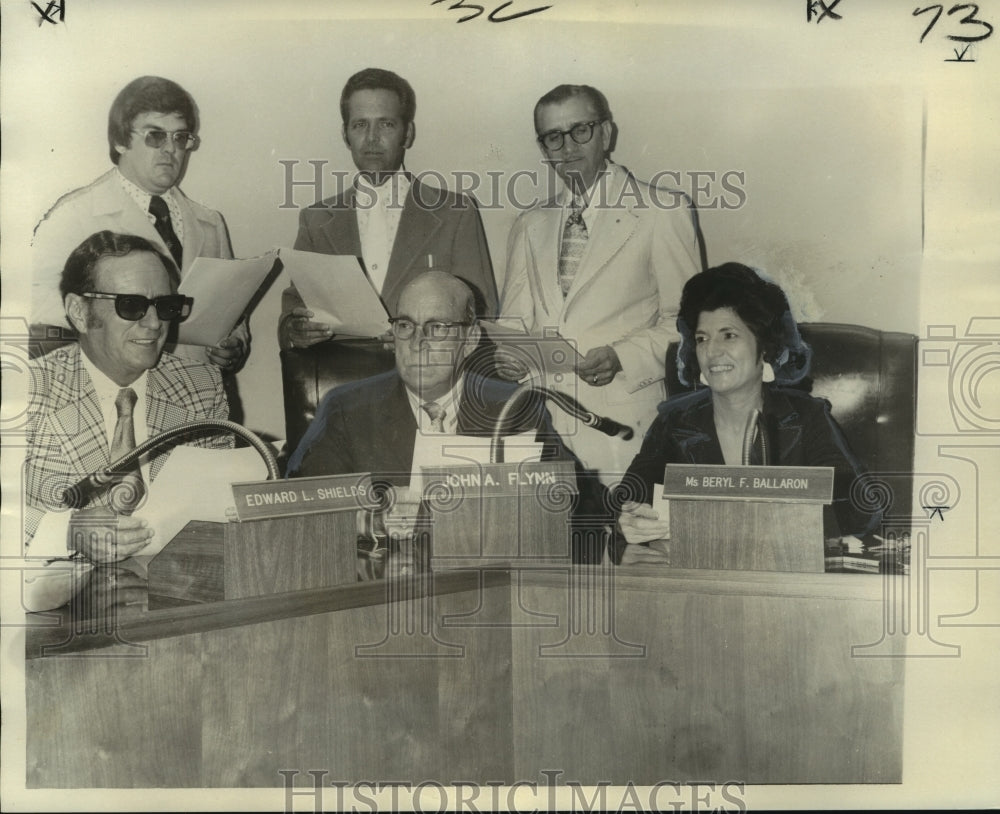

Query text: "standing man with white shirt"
[31, 75, 247, 374]
[497, 84, 706, 486]
[279, 68, 497, 349]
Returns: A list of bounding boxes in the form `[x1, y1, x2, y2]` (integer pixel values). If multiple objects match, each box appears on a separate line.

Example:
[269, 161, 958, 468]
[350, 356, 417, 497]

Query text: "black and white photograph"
[1, 0, 997, 810]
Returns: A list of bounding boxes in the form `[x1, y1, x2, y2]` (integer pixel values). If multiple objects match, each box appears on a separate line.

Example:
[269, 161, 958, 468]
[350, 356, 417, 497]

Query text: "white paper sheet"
[132, 445, 270, 561]
[176, 250, 280, 346]
[281, 247, 391, 337]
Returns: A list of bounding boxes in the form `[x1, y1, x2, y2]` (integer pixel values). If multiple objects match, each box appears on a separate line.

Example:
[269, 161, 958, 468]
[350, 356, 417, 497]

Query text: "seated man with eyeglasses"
[497, 84, 705, 509]
[23, 231, 233, 579]
[30, 75, 247, 375]
[286, 271, 602, 575]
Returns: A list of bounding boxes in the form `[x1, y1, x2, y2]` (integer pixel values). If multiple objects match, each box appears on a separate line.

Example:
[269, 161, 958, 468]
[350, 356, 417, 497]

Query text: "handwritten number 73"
[913, 3, 994, 42]
[431, 0, 552, 23]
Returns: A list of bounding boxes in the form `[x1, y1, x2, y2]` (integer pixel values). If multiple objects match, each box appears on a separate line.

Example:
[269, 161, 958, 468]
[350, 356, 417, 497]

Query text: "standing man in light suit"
[280, 67, 497, 349]
[31, 75, 247, 373]
[497, 84, 706, 486]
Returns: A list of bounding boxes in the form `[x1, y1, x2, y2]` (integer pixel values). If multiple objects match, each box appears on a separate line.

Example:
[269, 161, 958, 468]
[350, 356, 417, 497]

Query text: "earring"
[762, 363, 776, 383]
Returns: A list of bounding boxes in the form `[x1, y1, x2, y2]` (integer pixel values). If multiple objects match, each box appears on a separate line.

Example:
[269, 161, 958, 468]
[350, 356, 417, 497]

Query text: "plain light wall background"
[4, 11, 922, 439]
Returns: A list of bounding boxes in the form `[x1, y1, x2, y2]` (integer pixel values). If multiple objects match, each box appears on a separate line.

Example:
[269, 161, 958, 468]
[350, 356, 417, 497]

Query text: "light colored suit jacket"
[283, 176, 497, 323]
[31, 169, 233, 327]
[24, 344, 232, 543]
[500, 163, 704, 482]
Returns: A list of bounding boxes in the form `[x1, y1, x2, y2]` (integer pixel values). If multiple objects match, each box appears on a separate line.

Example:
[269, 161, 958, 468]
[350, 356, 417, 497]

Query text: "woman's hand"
[618, 501, 670, 566]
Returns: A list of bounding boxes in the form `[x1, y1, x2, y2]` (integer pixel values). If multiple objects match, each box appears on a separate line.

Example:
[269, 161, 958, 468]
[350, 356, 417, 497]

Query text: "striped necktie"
[558, 197, 588, 297]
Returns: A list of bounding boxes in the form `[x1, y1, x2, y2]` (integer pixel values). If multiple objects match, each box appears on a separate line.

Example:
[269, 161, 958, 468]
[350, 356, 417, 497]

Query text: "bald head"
[394, 272, 479, 401]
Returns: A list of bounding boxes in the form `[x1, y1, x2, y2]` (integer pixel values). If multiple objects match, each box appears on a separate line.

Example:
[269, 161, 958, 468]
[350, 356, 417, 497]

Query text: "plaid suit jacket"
[24, 344, 232, 542]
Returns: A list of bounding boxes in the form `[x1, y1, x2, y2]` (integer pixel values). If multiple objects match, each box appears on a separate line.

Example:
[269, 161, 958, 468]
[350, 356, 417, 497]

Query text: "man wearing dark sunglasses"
[497, 84, 706, 498]
[23, 231, 232, 568]
[31, 75, 247, 374]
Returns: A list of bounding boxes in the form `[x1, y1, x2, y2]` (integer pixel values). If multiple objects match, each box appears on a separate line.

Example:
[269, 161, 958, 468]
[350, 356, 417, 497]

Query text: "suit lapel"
[318, 189, 363, 256]
[173, 188, 206, 271]
[562, 166, 639, 315]
[381, 182, 443, 313]
[381, 375, 418, 475]
[146, 358, 207, 479]
[528, 206, 563, 321]
[91, 171, 165, 250]
[47, 348, 110, 477]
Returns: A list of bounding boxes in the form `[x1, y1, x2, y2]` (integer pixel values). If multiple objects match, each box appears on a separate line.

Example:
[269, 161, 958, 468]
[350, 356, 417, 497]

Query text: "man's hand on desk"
[282, 306, 334, 349]
[618, 500, 671, 566]
[69, 508, 154, 564]
[576, 345, 622, 387]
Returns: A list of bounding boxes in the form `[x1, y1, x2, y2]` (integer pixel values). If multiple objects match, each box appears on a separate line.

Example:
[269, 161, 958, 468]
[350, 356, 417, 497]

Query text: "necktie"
[148, 194, 183, 270]
[422, 401, 447, 433]
[558, 197, 588, 297]
[108, 387, 146, 514]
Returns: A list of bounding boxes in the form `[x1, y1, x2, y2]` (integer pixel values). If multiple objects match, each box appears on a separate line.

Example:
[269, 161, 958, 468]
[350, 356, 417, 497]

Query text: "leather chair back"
[281, 339, 395, 458]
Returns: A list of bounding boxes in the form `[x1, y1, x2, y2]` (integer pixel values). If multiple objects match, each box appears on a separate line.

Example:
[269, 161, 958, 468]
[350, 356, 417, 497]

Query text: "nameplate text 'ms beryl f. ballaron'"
[661, 464, 834, 504]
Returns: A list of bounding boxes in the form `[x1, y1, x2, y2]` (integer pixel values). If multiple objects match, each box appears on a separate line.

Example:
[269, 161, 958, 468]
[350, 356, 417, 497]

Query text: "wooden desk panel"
[511, 568, 903, 784]
[27, 582, 514, 787]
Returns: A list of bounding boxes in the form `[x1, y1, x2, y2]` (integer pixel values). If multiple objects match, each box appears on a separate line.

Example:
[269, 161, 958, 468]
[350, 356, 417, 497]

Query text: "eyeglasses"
[388, 317, 471, 341]
[82, 292, 193, 322]
[536, 120, 605, 151]
[131, 129, 200, 151]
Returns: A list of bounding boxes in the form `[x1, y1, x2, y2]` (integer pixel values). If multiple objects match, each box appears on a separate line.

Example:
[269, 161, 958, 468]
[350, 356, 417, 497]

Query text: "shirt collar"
[405, 375, 464, 434]
[115, 167, 175, 208]
[354, 170, 411, 207]
[79, 348, 149, 414]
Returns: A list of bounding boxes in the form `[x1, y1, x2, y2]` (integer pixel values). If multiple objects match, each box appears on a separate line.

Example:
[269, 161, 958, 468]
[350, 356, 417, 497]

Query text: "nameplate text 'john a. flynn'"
[661, 464, 834, 503]
[421, 460, 578, 499]
[231, 473, 378, 521]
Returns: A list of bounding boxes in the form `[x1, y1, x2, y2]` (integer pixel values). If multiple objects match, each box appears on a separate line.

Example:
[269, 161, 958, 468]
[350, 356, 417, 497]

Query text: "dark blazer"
[288, 370, 557, 482]
[285, 177, 498, 318]
[286, 370, 609, 562]
[622, 385, 880, 539]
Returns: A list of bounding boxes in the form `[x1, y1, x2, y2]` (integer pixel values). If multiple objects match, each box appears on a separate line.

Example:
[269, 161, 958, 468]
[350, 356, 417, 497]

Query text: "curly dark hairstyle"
[675, 262, 811, 387]
[107, 76, 198, 165]
[340, 68, 416, 126]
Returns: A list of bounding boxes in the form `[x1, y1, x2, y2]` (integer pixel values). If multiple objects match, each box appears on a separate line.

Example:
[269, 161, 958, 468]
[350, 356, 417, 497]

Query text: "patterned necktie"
[558, 197, 588, 297]
[108, 387, 146, 514]
[422, 401, 447, 433]
[148, 194, 183, 269]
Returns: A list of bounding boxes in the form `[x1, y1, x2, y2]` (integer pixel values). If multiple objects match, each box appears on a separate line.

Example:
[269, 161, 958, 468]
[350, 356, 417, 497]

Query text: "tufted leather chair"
[281, 338, 396, 461]
[665, 322, 918, 521]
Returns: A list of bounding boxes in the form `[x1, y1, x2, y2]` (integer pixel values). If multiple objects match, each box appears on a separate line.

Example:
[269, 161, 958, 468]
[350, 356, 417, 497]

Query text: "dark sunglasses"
[82, 292, 193, 322]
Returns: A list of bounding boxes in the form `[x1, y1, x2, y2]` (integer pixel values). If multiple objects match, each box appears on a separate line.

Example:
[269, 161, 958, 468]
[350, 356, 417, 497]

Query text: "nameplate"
[661, 464, 833, 503]
[231, 473, 378, 521]
[421, 460, 577, 500]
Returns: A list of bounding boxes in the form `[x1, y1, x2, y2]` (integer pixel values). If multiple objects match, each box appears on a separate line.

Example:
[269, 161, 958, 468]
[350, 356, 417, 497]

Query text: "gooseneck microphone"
[63, 419, 280, 510]
[490, 383, 634, 463]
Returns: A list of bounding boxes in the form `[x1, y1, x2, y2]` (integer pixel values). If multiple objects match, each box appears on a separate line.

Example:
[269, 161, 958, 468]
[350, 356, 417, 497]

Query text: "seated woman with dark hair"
[616, 262, 880, 565]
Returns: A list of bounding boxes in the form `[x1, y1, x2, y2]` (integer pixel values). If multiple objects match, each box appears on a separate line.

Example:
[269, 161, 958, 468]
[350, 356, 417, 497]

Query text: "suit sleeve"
[611, 193, 704, 395]
[449, 196, 497, 317]
[285, 390, 354, 478]
[498, 212, 537, 332]
[277, 209, 318, 346]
